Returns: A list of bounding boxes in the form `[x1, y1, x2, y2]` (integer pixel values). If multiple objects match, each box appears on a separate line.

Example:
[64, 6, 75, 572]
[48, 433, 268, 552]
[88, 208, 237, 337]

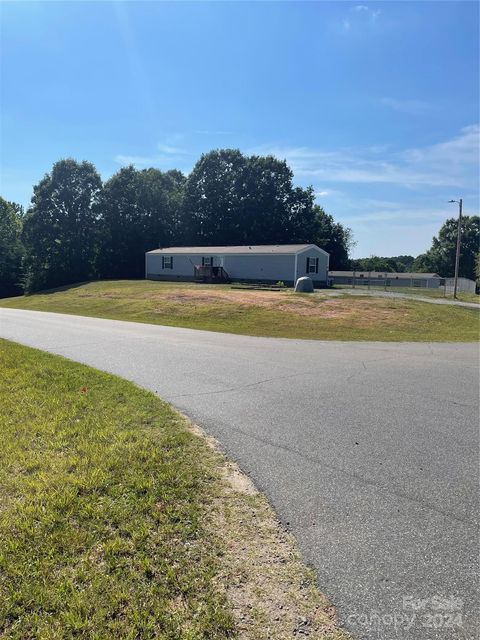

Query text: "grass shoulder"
[0, 339, 349, 639]
[0, 279, 478, 342]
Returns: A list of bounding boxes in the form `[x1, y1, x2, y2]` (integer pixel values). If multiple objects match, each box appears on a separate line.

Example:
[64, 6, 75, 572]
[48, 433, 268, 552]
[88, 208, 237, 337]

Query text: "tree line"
[352, 216, 479, 282]
[1, 150, 354, 295]
[349, 255, 415, 273]
[1, 149, 478, 297]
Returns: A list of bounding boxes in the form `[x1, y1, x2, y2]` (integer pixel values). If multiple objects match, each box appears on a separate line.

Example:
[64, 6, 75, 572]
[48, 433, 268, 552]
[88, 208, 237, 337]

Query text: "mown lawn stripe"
[1, 279, 478, 342]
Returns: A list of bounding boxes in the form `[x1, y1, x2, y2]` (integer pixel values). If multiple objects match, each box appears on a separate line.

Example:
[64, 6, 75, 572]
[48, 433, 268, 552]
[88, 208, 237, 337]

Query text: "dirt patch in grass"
[146, 288, 409, 325]
[146, 289, 296, 308]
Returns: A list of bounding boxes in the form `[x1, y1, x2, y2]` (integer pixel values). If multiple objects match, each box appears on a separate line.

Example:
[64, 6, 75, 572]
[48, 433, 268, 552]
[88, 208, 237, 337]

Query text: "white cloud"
[250, 124, 480, 188]
[114, 152, 193, 171]
[401, 124, 479, 167]
[341, 206, 447, 225]
[157, 143, 186, 155]
[342, 4, 381, 31]
[114, 137, 193, 168]
[195, 129, 233, 136]
[381, 97, 431, 116]
[114, 154, 158, 166]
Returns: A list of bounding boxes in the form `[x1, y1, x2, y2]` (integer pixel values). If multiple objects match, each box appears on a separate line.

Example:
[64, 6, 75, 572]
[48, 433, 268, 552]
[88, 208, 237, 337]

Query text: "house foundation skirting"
[146, 274, 328, 287]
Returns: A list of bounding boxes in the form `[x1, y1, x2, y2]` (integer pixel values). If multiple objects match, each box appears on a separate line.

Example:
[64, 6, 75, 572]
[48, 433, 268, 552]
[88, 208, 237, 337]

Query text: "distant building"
[328, 271, 442, 289]
[146, 244, 329, 286]
[444, 277, 477, 294]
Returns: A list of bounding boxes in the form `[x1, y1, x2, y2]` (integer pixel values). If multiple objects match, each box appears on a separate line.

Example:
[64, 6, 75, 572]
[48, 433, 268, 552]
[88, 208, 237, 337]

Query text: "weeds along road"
[1, 308, 478, 640]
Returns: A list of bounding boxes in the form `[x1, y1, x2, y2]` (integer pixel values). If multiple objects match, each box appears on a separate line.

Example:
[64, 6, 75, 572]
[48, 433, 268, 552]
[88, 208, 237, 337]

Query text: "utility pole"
[449, 199, 463, 299]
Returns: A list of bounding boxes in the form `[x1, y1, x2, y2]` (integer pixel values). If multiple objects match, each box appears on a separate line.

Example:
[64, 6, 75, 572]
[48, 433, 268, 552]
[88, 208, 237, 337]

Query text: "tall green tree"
[393, 255, 415, 272]
[0, 197, 24, 297]
[412, 216, 480, 279]
[235, 154, 317, 244]
[96, 166, 185, 279]
[17, 150, 353, 288]
[181, 149, 319, 245]
[311, 205, 353, 269]
[350, 255, 414, 272]
[7, 201, 25, 219]
[22, 159, 102, 292]
[181, 149, 247, 244]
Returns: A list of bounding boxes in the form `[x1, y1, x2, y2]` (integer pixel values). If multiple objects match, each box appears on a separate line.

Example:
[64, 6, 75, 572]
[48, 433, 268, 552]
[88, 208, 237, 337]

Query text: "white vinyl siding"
[146, 245, 329, 284]
[222, 254, 295, 281]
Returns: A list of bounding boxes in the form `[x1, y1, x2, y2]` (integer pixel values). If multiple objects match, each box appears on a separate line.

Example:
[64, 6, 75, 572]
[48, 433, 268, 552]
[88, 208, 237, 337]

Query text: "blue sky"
[1, 1, 478, 257]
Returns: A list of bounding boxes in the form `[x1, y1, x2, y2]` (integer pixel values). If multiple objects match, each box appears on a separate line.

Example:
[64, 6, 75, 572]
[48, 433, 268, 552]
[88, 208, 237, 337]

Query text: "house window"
[162, 256, 173, 269]
[306, 257, 319, 274]
[202, 256, 213, 267]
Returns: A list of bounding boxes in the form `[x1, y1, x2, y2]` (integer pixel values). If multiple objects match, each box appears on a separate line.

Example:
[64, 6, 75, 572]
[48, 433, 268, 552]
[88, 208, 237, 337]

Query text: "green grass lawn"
[0, 339, 236, 639]
[0, 280, 479, 341]
[1, 279, 478, 341]
[0, 339, 349, 640]
[334, 284, 480, 304]
[0, 280, 479, 342]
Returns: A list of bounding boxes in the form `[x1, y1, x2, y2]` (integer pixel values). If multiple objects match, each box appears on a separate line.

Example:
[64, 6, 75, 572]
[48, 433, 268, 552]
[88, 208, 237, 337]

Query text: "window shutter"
[202, 257, 205, 266]
[306, 257, 310, 272]
[170, 256, 173, 269]
[162, 256, 165, 269]
[316, 257, 319, 273]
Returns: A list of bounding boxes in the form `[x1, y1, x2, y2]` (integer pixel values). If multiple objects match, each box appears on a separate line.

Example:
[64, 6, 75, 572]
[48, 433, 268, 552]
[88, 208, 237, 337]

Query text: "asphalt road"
[1, 309, 478, 640]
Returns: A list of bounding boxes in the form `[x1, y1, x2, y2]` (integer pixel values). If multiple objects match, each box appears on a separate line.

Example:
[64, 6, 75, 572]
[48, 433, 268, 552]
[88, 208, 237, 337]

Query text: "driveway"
[0, 309, 478, 640]
[338, 288, 480, 309]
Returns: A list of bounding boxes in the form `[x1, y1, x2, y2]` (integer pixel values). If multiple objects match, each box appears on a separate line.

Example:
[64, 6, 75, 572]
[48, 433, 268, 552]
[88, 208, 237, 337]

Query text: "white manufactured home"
[146, 244, 329, 286]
